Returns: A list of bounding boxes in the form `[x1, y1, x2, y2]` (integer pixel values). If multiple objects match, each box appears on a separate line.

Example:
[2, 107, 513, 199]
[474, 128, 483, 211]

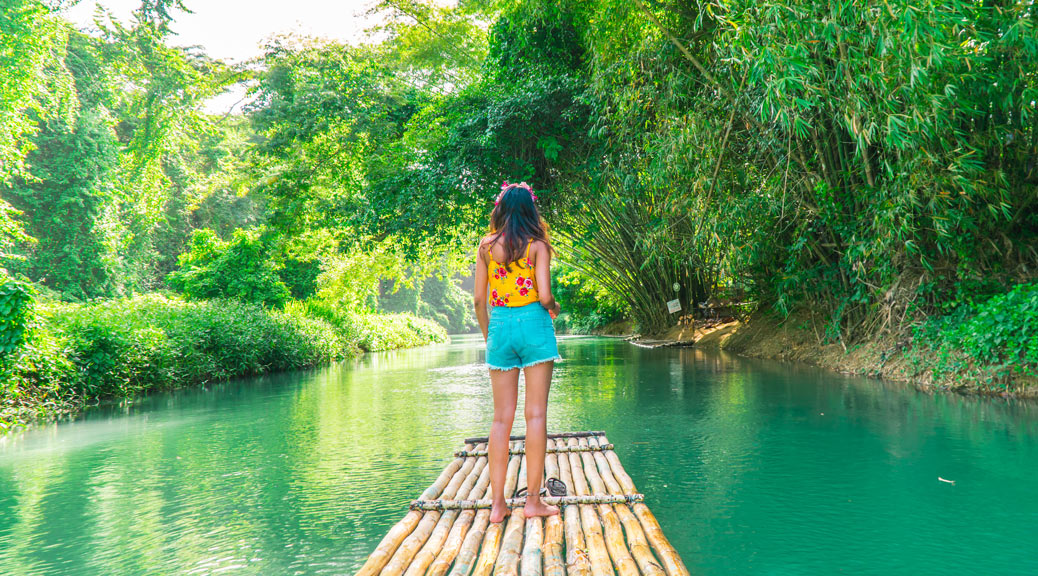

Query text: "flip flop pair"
[514, 477, 567, 498]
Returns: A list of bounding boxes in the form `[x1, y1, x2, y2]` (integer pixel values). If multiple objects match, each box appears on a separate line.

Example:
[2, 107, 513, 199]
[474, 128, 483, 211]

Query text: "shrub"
[2, 292, 450, 432]
[908, 283, 1038, 389]
[353, 312, 448, 352]
[167, 228, 291, 308]
[45, 294, 346, 397]
[0, 273, 34, 361]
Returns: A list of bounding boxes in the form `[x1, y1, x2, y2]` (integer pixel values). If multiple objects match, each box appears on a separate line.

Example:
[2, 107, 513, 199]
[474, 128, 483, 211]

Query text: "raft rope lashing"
[463, 430, 606, 444]
[409, 493, 644, 511]
[454, 444, 613, 458]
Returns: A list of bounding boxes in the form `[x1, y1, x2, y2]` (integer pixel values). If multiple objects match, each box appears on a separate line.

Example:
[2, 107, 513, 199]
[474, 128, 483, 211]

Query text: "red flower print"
[492, 289, 498, 298]
[515, 276, 525, 286]
[497, 267, 507, 277]
[519, 287, 529, 296]
[524, 278, 533, 288]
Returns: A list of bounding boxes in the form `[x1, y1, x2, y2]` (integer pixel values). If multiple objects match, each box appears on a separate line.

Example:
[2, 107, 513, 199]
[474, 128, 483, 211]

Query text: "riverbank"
[1, 294, 448, 434]
[630, 304, 1038, 399]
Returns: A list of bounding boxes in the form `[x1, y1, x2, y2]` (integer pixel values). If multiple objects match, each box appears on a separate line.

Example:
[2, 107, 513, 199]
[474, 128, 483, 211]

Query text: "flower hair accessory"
[495, 180, 537, 204]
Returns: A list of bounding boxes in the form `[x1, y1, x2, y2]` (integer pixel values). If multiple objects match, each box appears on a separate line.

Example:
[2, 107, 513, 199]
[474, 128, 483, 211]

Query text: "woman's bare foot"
[523, 498, 560, 518]
[489, 500, 511, 523]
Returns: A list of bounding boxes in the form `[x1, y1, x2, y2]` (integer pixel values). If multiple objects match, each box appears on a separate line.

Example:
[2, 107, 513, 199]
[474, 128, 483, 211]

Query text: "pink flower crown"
[495, 180, 537, 205]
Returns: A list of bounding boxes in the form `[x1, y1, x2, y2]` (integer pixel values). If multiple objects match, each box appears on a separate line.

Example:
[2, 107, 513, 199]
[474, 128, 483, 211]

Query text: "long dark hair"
[485, 184, 552, 271]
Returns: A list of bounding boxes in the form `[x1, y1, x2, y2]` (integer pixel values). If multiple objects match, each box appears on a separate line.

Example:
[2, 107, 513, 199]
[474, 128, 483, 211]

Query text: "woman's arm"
[533, 241, 560, 319]
[474, 241, 490, 341]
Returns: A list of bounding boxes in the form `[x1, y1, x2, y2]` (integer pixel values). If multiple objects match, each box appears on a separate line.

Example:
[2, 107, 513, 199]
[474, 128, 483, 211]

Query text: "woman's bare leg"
[522, 360, 559, 518]
[489, 367, 520, 523]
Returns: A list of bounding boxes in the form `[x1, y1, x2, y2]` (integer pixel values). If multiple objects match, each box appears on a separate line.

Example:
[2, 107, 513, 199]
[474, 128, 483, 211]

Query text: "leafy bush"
[0, 273, 34, 361]
[167, 228, 291, 308]
[908, 283, 1038, 389]
[352, 312, 448, 352]
[45, 294, 346, 398]
[2, 292, 452, 431]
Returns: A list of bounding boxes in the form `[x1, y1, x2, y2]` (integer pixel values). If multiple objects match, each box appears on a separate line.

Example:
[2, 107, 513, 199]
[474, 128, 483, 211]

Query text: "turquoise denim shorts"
[486, 302, 562, 371]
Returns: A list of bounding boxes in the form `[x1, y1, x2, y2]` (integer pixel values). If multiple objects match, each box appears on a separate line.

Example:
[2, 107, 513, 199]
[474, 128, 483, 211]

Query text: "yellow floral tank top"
[487, 241, 539, 307]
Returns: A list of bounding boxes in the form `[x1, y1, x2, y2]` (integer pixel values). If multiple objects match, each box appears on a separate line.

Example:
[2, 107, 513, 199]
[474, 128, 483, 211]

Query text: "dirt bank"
[634, 312, 1037, 399]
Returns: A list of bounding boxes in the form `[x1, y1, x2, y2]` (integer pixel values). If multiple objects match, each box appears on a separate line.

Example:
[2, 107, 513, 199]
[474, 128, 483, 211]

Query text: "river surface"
[1, 335, 1036, 575]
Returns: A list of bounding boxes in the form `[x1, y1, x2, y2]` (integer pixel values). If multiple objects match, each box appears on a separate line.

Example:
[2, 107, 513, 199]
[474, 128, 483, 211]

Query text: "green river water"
[1, 334, 1036, 575]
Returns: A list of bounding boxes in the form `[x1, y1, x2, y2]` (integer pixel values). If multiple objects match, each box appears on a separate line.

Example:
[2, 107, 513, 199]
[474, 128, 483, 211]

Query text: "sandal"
[514, 478, 568, 498]
[546, 477, 567, 497]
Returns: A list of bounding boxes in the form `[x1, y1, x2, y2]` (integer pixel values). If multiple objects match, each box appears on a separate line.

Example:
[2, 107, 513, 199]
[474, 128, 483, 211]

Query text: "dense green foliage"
[909, 283, 1038, 390]
[0, 276, 34, 363]
[1, 294, 446, 431]
[167, 228, 291, 307]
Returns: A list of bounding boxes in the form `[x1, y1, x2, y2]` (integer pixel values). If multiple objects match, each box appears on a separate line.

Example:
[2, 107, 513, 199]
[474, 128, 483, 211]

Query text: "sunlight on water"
[1, 335, 1036, 575]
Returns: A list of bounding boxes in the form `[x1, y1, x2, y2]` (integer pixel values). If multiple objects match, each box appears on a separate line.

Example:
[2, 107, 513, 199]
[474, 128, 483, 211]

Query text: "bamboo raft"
[355, 431, 689, 576]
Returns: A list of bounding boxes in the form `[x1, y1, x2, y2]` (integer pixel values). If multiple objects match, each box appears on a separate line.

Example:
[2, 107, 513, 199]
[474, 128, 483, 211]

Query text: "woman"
[473, 180, 562, 523]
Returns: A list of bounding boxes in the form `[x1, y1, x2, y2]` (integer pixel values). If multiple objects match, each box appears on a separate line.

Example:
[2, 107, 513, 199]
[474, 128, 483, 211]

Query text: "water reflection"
[1, 335, 1036, 575]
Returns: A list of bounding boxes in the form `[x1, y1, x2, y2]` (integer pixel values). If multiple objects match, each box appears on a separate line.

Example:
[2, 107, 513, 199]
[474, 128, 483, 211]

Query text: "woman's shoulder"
[530, 238, 550, 252]
[478, 234, 497, 251]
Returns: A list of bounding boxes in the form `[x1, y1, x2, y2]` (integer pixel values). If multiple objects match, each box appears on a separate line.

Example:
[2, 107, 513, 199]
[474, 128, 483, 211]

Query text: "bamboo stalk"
[356, 443, 475, 576]
[493, 454, 527, 576]
[447, 510, 490, 576]
[455, 444, 614, 458]
[522, 517, 544, 576]
[586, 437, 666, 576]
[567, 438, 615, 576]
[465, 431, 606, 444]
[430, 460, 493, 576]
[556, 437, 591, 576]
[599, 435, 690, 576]
[578, 438, 638, 576]
[383, 447, 482, 576]
[494, 509, 527, 576]
[405, 453, 489, 576]
[540, 440, 565, 576]
[471, 451, 522, 576]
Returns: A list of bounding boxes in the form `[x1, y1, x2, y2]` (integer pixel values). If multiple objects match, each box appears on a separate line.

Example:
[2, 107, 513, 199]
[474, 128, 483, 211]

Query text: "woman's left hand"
[549, 302, 560, 320]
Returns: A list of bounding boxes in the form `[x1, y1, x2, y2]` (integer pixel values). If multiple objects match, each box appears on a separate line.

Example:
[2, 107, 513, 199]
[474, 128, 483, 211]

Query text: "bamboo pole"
[356, 443, 475, 576]
[430, 459, 493, 576]
[464, 431, 606, 443]
[586, 437, 666, 576]
[578, 438, 639, 576]
[405, 453, 489, 576]
[452, 444, 522, 576]
[556, 437, 591, 576]
[540, 439, 565, 576]
[470, 450, 523, 576]
[522, 515, 544, 576]
[447, 510, 490, 576]
[566, 438, 615, 576]
[599, 435, 690, 576]
[455, 444, 613, 458]
[518, 449, 544, 576]
[383, 447, 482, 576]
[494, 453, 527, 576]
